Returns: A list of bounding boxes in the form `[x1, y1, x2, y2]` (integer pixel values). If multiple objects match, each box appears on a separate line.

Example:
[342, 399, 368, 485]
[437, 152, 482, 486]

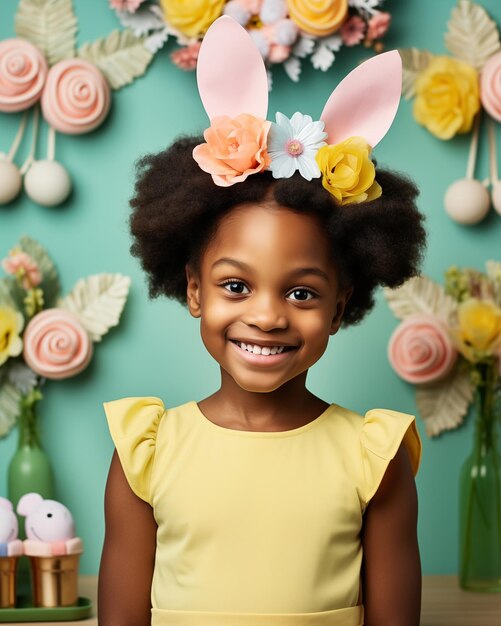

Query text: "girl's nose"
[242, 294, 288, 331]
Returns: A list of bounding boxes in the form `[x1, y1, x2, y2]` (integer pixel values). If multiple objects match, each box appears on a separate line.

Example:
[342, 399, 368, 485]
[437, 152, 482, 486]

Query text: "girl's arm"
[361, 442, 421, 626]
[98, 450, 157, 626]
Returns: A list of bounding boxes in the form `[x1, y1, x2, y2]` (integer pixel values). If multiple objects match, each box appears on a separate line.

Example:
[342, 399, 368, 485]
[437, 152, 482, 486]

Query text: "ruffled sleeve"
[103, 397, 165, 504]
[359, 408, 422, 510]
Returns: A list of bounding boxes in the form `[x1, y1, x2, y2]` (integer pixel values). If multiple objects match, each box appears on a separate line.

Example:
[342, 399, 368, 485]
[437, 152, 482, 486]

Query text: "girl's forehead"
[202, 203, 336, 276]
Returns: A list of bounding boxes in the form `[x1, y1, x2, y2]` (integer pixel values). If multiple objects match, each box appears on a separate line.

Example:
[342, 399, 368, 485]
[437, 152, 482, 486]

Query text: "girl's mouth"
[229, 340, 298, 364]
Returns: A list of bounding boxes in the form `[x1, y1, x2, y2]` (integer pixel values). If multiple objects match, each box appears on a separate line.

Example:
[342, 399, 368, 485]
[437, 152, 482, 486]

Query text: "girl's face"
[186, 202, 352, 394]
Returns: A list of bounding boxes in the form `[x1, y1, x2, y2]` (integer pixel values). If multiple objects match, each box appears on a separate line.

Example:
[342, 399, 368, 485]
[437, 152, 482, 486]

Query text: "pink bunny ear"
[0, 497, 13, 512]
[17, 492, 43, 517]
[196, 16, 268, 121]
[320, 51, 402, 148]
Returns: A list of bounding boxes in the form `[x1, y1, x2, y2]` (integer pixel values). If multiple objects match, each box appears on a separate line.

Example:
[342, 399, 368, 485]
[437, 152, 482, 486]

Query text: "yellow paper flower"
[413, 56, 480, 140]
[452, 298, 501, 362]
[0, 306, 24, 366]
[160, 0, 226, 38]
[315, 137, 382, 205]
[287, 0, 348, 37]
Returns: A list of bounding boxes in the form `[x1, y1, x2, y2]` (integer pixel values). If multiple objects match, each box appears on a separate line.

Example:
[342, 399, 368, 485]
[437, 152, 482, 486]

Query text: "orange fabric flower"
[193, 114, 271, 186]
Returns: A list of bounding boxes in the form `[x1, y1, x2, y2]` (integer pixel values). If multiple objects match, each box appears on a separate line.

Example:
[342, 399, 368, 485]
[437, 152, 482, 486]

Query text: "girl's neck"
[198, 370, 330, 432]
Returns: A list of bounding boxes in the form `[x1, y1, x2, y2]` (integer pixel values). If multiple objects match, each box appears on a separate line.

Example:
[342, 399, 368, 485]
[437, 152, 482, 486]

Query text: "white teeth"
[235, 341, 289, 355]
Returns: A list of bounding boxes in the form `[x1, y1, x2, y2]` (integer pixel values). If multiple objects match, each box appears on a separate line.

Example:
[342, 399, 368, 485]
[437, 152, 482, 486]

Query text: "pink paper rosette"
[481, 51, 501, 122]
[41, 58, 111, 134]
[0, 38, 48, 112]
[23, 308, 93, 380]
[388, 314, 458, 384]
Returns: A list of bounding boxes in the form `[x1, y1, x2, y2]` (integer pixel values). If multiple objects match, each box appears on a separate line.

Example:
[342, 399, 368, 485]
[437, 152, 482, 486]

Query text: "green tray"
[0, 597, 93, 622]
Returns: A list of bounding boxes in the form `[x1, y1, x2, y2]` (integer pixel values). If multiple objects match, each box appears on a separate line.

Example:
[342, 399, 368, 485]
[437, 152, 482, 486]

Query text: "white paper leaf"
[416, 365, 474, 437]
[348, 0, 381, 16]
[116, 6, 165, 37]
[399, 48, 435, 100]
[292, 35, 315, 58]
[145, 28, 170, 53]
[322, 34, 342, 52]
[445, 0, 501, 71]
[311, 43, 335, 71]
[8, 362, 38, 395]
[0, 380, 21, 438]
[384, 276, 458, 323]
[78, 30, 154, 90]
[486, 260, 501, 307]
[15, 0, 77, 65]
[284, 56, 301, 82]
[58, 274, 131, 342]
[267, 69, 273, 92]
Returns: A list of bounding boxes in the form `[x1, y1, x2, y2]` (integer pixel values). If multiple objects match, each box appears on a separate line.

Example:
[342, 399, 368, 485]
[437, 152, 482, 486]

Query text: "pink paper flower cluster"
[2, 251, 42, 289]
[388, 314, 458, 384]
[23, 309, 93, 380]
[0, 38, 111, 134]
[109, 0, 146, 12]
[170, 42, 202, 71]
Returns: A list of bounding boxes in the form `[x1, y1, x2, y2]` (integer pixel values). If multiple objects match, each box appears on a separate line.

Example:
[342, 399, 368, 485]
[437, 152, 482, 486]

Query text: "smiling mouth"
[230, 340, 297, 356]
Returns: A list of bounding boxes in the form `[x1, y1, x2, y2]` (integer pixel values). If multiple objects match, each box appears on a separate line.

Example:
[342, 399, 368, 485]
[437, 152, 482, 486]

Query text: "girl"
[98, 17, 426, 626]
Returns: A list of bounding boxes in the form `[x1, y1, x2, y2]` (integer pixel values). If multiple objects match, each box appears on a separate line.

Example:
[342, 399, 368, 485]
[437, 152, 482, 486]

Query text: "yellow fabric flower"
[287, 0, 348, 37]
[452, 298, 501, 362]
[315, 137, 382, 205]
[0, 306, 24, 366]
[160, 0, 225, 38]
[413, 56, 480, 140]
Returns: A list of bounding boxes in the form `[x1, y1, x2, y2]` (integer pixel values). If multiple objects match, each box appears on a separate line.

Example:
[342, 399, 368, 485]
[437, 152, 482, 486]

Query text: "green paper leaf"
[78, 30, 154, 90]
[0, 279, 17, 309]
[445, 0, 501, 71]
[399, 48, 435, 100]
[15, 0, 78, 66]
[18, 236, 61, 309]
[0, 378, 21, 439]
[58, 273, 131, 342]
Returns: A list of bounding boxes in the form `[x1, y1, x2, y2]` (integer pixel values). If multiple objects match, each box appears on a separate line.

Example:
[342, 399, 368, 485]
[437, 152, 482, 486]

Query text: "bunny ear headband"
[192, 16, 402, 206]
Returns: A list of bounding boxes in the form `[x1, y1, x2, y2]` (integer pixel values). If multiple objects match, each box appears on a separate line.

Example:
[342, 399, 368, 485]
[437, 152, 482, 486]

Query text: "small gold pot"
[0, 556, 19, 609]
[29, 554, 80, 608]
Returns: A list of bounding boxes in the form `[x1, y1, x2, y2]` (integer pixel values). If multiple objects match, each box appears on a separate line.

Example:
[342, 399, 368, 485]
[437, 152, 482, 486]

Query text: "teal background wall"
[1, 0, 501, 576]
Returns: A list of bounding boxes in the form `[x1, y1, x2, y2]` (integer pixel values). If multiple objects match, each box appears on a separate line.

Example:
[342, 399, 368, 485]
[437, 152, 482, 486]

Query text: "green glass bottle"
[459, 365, 501, 592]
[7, 391, 55, 536]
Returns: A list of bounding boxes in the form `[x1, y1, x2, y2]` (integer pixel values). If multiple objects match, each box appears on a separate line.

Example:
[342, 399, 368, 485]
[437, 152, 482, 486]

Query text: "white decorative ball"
[444, 178, 490, 225]
[24, 160, 71, 207]
[0, 159, 22, 204]
[491, 181, 501, 217]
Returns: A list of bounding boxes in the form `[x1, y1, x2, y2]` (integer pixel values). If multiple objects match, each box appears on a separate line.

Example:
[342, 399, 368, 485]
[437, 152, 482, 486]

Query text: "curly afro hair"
[130, 135, 426, 327]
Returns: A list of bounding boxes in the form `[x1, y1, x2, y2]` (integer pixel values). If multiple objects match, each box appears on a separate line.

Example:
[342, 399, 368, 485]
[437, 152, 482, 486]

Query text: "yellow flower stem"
[18, 388, 43, 448]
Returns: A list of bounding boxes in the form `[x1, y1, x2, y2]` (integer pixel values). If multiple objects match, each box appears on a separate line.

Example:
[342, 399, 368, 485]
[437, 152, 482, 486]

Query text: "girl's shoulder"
[331, 403, 422, 512]
[102, 397, 193, 504]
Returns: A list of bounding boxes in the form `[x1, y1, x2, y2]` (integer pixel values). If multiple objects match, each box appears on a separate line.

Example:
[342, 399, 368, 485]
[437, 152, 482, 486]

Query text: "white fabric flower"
[268, 112, 327, 180]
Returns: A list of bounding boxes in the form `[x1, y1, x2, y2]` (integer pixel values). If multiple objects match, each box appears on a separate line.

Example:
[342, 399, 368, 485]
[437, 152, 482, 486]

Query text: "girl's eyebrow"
[211, 257, 329, 282]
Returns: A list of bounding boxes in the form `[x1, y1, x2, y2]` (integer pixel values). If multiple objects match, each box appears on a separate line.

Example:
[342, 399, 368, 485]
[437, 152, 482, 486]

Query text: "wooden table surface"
[5, 575, 501, 625]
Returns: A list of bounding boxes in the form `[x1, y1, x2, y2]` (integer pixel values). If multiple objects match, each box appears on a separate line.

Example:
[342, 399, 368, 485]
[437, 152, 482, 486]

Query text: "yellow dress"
[104, 398, 422, 626]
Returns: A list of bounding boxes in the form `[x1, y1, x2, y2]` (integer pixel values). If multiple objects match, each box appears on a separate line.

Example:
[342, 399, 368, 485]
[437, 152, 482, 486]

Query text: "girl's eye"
[288, 288, 315, 301]
[222, 281, 249, 295]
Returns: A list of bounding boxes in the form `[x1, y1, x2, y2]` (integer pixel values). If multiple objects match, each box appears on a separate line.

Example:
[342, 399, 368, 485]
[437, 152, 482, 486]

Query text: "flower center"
[286, 139, 304, 157]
